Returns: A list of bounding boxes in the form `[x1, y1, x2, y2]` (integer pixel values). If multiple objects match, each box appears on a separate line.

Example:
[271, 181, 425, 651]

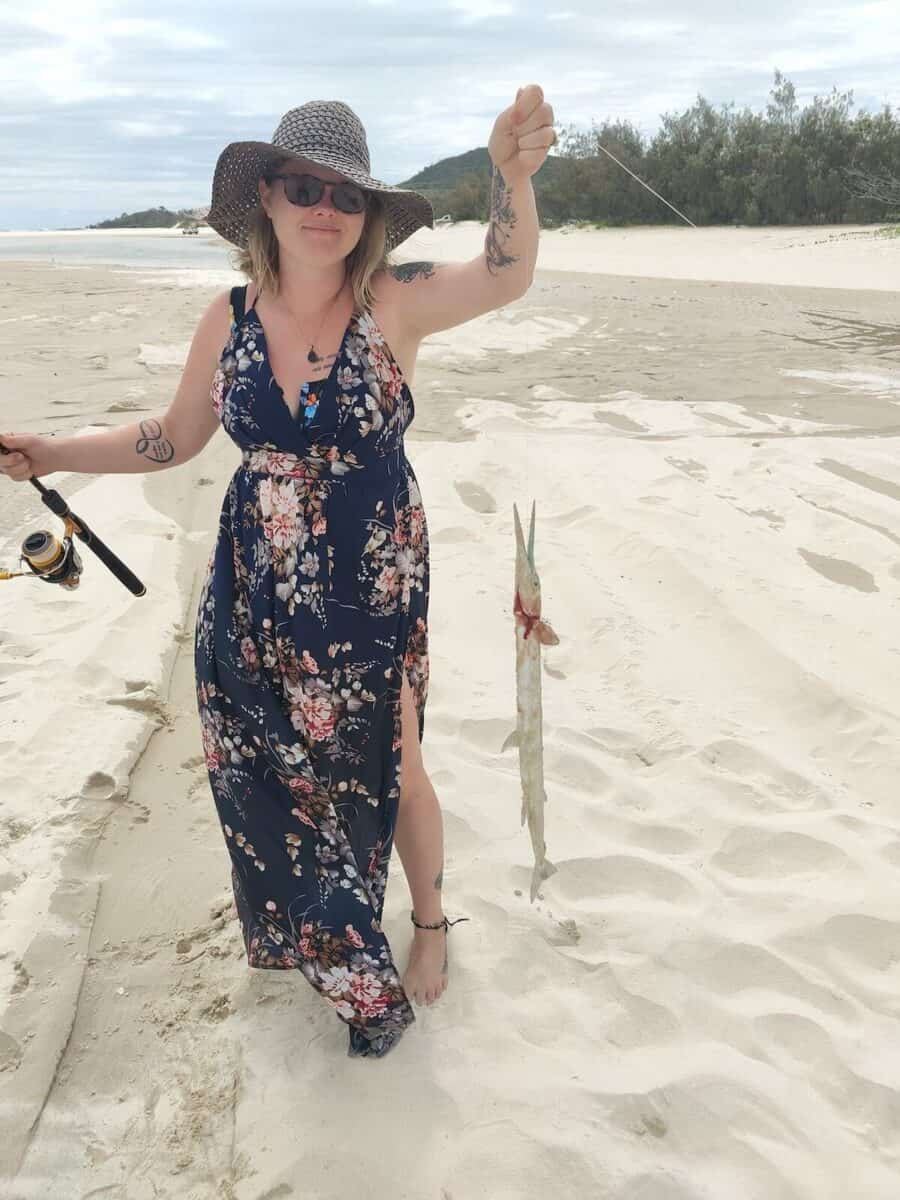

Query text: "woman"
[1, 89, 555, 1057]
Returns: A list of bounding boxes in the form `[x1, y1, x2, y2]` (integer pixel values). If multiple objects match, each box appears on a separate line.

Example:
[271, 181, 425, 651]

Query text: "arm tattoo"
[485, 165, 519, 275]
[434, 867, 443, 890]
[135, 418, 174, 464]
[390, 261, 437, 283]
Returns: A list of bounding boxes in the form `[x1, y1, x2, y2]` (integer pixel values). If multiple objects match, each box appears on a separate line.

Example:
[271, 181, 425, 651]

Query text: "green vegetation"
[91, 71, 899, 231]
[88, 206, 202, 229]
[398, 71, 900, 228]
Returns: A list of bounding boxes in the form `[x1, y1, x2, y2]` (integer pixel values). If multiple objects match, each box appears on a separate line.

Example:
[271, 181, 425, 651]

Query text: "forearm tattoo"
[390, 261, 437, 283]
[135, 418, 174, 464]
[485, 165, 519, 275]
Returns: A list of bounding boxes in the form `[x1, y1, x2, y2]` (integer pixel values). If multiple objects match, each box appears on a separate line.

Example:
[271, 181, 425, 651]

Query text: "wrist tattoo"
[485, 165, 519, 275]
[390, 261, 437, 283]
[434, 867, 443, 890]
[135, 418, 174, 464]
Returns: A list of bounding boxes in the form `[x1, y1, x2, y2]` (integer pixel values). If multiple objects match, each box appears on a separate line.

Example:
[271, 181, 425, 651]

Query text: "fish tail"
[529, 856, 557, 902]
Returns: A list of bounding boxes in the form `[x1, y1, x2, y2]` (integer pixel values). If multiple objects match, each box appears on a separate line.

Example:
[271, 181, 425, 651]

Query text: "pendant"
[307, 347, 319, 363]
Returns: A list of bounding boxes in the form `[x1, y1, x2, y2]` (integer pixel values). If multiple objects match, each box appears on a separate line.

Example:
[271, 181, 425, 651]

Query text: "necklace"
[282, 274, 348, 365]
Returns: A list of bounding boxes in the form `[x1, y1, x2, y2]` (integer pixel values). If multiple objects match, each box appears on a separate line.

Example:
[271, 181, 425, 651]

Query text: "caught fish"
[502, 500, 559, 901]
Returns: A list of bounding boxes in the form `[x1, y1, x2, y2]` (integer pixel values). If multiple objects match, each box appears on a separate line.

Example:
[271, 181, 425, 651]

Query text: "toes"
[403, 969, 448, 1006]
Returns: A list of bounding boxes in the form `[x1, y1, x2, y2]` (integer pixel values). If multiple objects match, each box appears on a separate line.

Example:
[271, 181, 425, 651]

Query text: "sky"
[1, 0, 898, 230]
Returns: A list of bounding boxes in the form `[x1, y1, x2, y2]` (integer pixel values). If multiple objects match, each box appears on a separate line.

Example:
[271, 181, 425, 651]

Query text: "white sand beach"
[2, 221, 900, 1198]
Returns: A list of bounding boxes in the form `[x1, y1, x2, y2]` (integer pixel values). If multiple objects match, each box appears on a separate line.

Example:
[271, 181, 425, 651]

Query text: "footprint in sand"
[554, 504, 596, 526]
[198, 993, 233, 1022]
[752, 1009, 900, 1144]
[0, 1030, 23, 1072]
[448, 715, 516, 753]
[798, 548, 878, 593]
[552, 855, 696, 907]
[614, 1171, 696, 1200]
[699, 738, 830, 812]
[626, 822, 700, 856]
[602, 983, 681, 1051]
[711, 827, 851, 880]
[668, 941, 855, 1021]
[453, 480, 497, 513]
[430, 525, 473, 543]
[665, 455, 709, 482]
[579, 724, 690, 769]
[81, 770, 119, 801]
[813, 913, 900, 980]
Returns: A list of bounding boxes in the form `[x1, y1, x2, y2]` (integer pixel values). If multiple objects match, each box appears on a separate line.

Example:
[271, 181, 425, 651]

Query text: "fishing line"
[595, 141, 697, 228]
[586, 139, 817, 425]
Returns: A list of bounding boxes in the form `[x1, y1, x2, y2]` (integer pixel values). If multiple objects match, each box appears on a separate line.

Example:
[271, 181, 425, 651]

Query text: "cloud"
[0, 0, 897, 228]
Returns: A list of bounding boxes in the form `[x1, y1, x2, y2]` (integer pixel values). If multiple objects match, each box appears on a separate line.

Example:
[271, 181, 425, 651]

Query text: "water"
[0, 230, 234, 271]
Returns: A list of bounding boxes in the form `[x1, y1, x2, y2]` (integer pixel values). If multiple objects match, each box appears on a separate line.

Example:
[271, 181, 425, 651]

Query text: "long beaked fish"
[502, 500, 559, 901]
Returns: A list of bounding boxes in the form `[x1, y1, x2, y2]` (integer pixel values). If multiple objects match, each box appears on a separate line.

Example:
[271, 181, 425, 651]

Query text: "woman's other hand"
[0, 433, 60, 482]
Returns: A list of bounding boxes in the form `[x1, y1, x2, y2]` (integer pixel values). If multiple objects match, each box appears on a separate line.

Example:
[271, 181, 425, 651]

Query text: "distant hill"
[397, 147, 493, 193]
[397, 147, 579, 226]
[397, 146, 568, 193]
[88, 205, 209, 230]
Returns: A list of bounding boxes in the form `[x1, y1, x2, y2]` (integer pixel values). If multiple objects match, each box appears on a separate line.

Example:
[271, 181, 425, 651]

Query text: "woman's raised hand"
[488, 83, 557, 181]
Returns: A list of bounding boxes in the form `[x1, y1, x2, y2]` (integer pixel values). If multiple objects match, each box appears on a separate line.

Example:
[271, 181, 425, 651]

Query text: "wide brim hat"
[207, 100, 434, 253]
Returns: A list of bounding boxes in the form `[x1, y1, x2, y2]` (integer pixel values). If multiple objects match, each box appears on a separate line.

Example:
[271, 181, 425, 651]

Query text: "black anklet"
[410, 909, 470, 931]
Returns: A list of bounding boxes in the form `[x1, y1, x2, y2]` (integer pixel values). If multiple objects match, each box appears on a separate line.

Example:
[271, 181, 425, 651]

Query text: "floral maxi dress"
[194, 284, 430, 1057]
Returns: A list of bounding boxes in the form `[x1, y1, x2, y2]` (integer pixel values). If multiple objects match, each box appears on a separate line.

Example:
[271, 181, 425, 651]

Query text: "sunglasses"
[267, 172, 367, 215]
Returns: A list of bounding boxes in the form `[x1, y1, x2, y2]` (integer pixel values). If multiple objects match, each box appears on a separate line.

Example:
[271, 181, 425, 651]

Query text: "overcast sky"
[1, 0, 898, 230]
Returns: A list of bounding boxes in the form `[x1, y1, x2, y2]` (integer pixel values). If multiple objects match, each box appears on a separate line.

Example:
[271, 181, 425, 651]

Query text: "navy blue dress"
[194, 283, 429, 1057]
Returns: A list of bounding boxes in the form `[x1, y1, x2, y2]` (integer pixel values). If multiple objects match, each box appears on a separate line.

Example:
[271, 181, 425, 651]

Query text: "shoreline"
[0, 221, 898, 291]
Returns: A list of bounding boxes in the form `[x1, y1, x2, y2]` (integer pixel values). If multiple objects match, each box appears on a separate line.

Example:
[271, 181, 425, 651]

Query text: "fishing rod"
[0, 440, 147, 596]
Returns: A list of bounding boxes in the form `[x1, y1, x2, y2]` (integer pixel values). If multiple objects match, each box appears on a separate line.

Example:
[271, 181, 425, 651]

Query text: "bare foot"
[402, 926, 449, 1006]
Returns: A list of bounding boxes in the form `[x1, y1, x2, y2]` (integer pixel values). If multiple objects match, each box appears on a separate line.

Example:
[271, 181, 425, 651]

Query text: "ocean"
[0, 228, 233, 271]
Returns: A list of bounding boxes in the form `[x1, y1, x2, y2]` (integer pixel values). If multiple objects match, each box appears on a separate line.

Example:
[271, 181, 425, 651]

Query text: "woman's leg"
[391, 670, 451, 1005]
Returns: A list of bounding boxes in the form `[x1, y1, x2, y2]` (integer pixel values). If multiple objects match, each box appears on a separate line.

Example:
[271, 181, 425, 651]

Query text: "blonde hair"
[229, 155, 392, 312]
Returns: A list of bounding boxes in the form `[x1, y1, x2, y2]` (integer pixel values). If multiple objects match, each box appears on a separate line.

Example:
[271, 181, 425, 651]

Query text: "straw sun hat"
[206, 100, 435, 253]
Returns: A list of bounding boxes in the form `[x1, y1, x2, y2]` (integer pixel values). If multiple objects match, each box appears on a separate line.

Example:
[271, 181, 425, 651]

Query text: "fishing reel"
[0, 439, 146, 596]
[0, 515, 84, 589]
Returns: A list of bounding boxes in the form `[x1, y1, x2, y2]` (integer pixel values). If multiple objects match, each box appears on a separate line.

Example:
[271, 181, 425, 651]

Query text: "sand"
[1, 221, 900, 1198]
